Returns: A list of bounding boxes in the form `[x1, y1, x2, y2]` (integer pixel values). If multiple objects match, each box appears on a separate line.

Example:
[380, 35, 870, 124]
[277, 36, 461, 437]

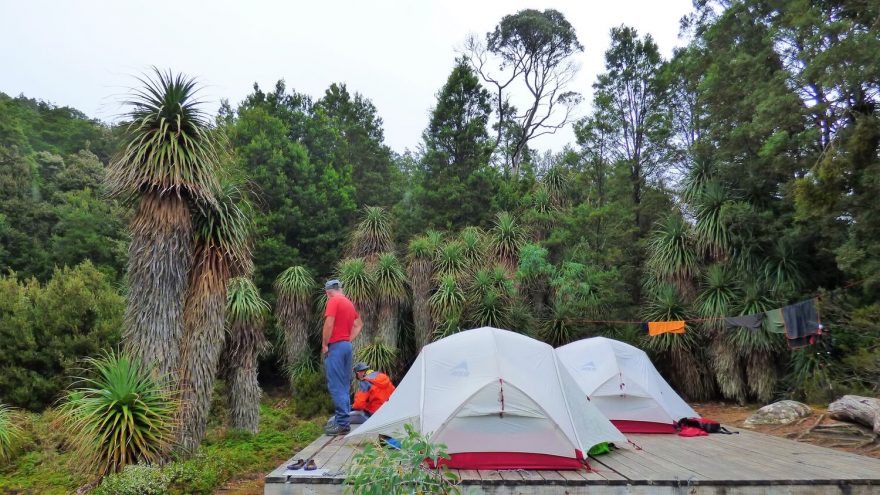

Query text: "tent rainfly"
[345, 327, 625, 470]
[555, 337, 698, 433]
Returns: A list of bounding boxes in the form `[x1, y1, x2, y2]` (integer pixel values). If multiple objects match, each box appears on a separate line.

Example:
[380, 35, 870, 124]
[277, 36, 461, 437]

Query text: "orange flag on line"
[647, 320, 686, 336]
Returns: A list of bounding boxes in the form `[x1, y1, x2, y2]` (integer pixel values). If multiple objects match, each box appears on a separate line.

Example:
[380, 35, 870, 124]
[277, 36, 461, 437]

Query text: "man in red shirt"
[322, 279, 363, 435]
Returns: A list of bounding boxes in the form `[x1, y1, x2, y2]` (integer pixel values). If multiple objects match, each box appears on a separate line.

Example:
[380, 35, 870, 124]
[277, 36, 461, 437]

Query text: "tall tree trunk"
[377, 303, 398, 349]
[223, 323, 268, 433]
[408, 258, 434, 351]
[176, 246, 229, 453]
[276, 294, 311, 370]
[124, 192, 192, 383]
[223, 325, 264, 433]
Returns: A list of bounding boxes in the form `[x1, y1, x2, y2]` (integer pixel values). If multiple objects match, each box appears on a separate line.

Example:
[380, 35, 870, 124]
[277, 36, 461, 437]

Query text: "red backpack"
[676, 417, 736, 435]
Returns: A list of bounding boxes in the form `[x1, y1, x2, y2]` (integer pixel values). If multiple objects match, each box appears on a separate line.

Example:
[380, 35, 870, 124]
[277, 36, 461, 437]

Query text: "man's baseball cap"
[324, 279, 341, 290]
[353, 362, 369, 372]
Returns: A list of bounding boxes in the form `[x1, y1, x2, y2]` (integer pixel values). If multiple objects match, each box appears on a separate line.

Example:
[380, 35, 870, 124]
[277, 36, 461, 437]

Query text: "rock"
[744, 400, 812, 426]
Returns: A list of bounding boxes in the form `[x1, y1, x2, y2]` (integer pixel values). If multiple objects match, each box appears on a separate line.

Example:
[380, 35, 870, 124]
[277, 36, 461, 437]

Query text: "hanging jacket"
[352, 370, 396, 415]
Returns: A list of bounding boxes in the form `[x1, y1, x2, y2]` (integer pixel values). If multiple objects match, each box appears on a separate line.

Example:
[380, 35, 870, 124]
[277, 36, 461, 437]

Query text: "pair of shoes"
[324, 424, 351, 436]
[287, 458, 305, 470]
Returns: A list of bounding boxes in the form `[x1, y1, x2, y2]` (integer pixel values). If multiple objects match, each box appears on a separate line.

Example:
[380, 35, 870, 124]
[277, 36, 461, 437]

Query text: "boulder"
[744, 400, 812, 426]
[828, 395, 880, 435]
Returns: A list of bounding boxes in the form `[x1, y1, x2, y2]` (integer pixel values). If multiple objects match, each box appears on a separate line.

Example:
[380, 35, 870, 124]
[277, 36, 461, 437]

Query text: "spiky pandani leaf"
[349, 206, 394, 258]
[459, 226, 488, 269]
[191, 182, 254, 277]
[434, 240, 468, 280]
[226, 277, 270, 361]
[355, 341, 399, 379]
[646, 214, 699, 294]
[489, 211, 527, 269]
[374, 253, 408, 348]
[540, 303, 582, 347]
[693, 181, 731, 259]
[430, 275, 465, 340]
[374, 253, 408, 308]
[408, 236, 435, 351]
[287, 352, 321, 382]
[275, 266, 317, 367]
[541, 165, 569, 206]
[694, 264, 739, 330]
[680, 159, 715, 205]
[107, 67, 222, 203]
[58, 351, 178, 475]
[0, 403, 23, 462]
[762, 238, 804, 297]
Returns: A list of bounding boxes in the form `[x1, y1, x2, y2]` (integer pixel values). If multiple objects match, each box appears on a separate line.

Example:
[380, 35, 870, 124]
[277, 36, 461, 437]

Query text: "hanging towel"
[648, 321, 686, 336]
[781, 299, 820, 340]
[724, 313, 764, 331]
[763, 308, 787, 334]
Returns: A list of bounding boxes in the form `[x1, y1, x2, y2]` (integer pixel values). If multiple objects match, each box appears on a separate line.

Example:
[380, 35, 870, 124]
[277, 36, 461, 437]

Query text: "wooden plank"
[711, 428, 880, 479]
[630, 435, 765, 481]
[537, 470, 566, 483]
[613, 445, 705, 481]
[498, 470, 523, 483]
[458, 468, 482, 483]
[480, 469, 504, 484]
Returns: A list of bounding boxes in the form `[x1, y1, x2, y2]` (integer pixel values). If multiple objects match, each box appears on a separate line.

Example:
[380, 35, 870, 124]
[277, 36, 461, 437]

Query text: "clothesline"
[560, 278, 866, 326]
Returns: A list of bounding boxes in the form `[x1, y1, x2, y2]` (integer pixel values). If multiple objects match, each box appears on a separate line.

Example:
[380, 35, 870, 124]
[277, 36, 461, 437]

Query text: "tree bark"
[828, 395, 880, 435]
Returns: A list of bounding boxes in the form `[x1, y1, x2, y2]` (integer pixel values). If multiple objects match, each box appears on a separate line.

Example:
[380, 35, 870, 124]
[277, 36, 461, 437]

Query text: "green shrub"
[0, 261, 123, 410]
[292, 370, 334, 418]
[345, 424, 461, 495]
[92, 464, 168, 495]
[58, 351, 177, 475]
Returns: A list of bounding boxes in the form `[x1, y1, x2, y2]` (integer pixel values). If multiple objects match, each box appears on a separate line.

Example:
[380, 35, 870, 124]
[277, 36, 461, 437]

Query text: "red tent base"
[611, 420, 677, 433]
[428, 451, 586, 470]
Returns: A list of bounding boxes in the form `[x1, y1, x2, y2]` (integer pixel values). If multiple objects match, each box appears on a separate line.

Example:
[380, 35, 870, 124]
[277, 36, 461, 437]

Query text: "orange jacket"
[352, 370, 395, 415]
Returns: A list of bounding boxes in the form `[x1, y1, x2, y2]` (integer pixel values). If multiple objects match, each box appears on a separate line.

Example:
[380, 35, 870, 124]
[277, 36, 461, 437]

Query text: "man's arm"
[322, 316, 334, 356]
[350, 317, 363, 342]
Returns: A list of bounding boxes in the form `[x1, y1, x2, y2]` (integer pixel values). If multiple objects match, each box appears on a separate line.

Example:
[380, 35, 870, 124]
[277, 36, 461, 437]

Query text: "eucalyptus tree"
[223, 277, 269, 432]
[177, 184, 252, 453]
[465, 9, 583, 176]
[106, 69, 221, 381]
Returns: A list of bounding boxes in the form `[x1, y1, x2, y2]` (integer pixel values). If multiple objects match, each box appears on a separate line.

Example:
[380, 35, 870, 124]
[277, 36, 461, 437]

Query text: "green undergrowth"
[0, 393, 323, 494]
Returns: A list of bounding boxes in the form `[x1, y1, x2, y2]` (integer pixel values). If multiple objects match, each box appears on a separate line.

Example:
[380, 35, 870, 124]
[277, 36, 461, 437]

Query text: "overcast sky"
[1, 0, 693, 154]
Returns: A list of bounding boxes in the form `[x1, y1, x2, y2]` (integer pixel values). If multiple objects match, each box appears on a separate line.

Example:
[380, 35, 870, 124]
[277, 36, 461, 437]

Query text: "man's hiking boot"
[324, 424, 351, 436]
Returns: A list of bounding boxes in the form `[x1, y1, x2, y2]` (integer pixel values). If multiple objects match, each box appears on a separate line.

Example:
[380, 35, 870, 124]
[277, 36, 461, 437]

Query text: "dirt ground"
[217, 402, 880, 494]
[692, 402, 880, 459]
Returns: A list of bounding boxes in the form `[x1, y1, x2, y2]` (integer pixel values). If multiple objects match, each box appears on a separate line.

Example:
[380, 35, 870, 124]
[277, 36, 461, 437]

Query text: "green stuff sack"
[588, 442, 611, 456]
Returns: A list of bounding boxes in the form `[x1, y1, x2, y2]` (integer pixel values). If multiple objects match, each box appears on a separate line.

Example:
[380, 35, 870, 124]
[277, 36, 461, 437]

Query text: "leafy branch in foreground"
[345, 424, 461, 495]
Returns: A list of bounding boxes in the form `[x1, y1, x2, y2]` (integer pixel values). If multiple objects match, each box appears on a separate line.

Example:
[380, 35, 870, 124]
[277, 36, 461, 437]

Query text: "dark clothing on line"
[724, 313, 764, 331]
[782, 299, 820, 340]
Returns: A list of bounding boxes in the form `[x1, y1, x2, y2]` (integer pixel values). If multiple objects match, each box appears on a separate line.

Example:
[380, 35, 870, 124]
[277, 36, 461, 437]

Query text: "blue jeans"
[325, 341, 352, 427]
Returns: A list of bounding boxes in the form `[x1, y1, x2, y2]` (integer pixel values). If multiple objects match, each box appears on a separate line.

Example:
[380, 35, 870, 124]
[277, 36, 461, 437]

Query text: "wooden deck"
[265, 426, 880, 494]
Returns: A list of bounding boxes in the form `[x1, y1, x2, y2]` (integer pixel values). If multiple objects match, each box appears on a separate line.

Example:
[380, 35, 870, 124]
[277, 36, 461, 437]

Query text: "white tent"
[555, 337, 698, 433]
[346, 327, 625, 469]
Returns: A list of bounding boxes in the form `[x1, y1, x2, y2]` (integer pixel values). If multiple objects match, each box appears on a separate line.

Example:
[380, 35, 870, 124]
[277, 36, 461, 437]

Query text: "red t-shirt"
[324, 293, 359, 343]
